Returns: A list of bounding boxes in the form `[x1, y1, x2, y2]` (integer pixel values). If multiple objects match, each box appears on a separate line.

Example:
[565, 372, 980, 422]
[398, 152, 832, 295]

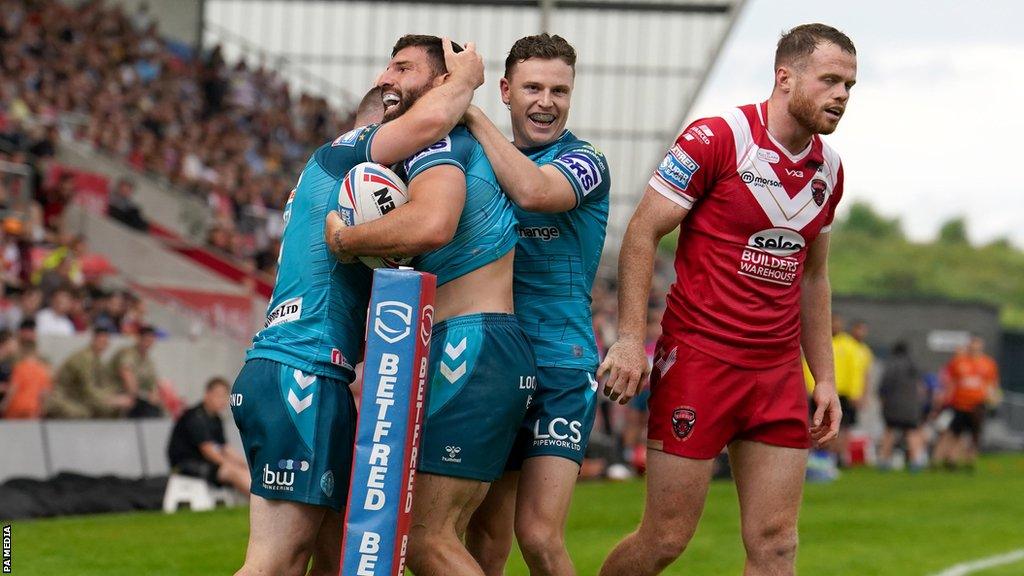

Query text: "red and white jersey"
[649, 102, 844, 369]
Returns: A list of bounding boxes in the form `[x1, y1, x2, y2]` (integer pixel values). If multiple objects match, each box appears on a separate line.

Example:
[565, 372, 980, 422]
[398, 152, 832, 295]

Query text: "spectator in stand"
[932, 335, 1001, 470]
[106, 177, 148, 231]
[0, 339, 52, 419]
[46, 326, 131, 418]
[108, 324, 162, 417]
[40, 172, 73, 232]
[16, 318, 37, 354]
[0, 329, 14, 406]
[35, 286, 75, 336]
[1, 286, 40, 332]
[877, 341, 926, 471]
[167, 376, 250, 495]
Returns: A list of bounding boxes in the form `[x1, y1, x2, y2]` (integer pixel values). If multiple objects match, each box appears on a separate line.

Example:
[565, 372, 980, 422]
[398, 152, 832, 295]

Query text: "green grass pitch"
[7, 454, 1024, 575]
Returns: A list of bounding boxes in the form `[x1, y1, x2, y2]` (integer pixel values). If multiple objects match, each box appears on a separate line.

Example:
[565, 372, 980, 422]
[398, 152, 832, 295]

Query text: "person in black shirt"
[167, 377, 250, 495]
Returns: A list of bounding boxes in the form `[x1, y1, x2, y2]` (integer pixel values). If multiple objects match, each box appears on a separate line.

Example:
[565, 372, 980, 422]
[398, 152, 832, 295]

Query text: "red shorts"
[647, 338, 811, 459]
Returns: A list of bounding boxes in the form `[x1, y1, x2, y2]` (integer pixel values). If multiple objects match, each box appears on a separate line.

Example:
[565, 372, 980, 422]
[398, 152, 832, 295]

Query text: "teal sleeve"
[403, 130, 475, 181]
[545, 144, 611, 208]
[314, 124, 379, 178]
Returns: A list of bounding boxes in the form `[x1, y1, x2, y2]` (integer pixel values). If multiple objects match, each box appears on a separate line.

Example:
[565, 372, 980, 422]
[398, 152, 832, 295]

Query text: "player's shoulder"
[329, 123, 378, 148]
[551, 131, 610, 200]
[817, 135, 843, 171]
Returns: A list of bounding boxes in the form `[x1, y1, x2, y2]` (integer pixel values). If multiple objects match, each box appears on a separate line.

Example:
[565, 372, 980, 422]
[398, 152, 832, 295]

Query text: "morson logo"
[740, 171, 781, 188]
[748, 228, 806, 257]
[374, 301, 412, 344]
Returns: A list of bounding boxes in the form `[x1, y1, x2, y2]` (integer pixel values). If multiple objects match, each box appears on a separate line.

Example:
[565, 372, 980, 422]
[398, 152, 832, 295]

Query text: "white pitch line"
[929, 549, 1024, 576]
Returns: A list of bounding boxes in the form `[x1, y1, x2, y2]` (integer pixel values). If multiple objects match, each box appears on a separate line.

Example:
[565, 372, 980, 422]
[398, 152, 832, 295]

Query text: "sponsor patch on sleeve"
[554, 150, 604, 197]
[655, 144, 700, 191]
[404, 136, 452, 173]
[332, 126, 366, 147]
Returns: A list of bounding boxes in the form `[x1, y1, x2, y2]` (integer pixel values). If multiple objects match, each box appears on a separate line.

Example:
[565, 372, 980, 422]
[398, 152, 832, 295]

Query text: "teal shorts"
[230, 358, 356, 511]
[506, 367, 599, 468]
[418, 313, 536, 482]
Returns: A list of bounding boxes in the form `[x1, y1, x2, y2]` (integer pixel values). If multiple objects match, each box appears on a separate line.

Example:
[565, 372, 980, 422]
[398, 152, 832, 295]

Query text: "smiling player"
[460, 34, 610, 576]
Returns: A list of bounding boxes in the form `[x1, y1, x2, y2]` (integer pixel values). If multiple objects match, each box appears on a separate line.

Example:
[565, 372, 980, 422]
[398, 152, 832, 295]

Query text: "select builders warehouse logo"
[3, 524, 11, 573]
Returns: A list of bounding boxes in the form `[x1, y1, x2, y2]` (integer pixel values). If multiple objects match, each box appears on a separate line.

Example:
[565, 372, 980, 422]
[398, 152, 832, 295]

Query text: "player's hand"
[461, 104, 484, 128]
[598, 336, 649, 405]
[324, 211, 358, 264]
[810, 380, 841, 448]
[443, 37, 484, 89]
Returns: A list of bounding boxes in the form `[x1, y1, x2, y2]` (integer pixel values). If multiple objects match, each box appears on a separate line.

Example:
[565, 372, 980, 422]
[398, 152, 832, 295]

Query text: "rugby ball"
[338, 162, 413, 269]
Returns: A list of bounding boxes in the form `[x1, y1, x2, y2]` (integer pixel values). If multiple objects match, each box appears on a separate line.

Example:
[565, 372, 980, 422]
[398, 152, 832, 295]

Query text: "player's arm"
[599, 187, 688, 405]
[199, 442, 227, 467]
[325, 165, 465, 258]
[463, 105, 576, 212]
[802, 232, 841, 447]
[370, 39, 484, 165]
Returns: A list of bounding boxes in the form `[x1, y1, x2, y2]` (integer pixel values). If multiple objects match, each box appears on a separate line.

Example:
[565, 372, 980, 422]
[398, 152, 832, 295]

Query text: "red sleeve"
[648, 117, 732, 210]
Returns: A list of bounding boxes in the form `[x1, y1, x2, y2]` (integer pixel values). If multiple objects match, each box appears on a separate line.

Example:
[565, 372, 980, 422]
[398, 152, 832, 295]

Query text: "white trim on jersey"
[722, 108, 835, 231]
[650, 176, 696, 210]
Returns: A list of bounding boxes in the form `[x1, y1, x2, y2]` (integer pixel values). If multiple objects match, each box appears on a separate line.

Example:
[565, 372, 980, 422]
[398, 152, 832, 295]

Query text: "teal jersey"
[247, 124, 384, 382]
[401, 126, 517, 286]
[514, 130, 610, 370]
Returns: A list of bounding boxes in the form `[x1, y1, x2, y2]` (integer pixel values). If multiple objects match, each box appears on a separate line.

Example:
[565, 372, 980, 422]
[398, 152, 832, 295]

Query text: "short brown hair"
[205, 376, 230, 393]
[391, 35, 463, 76]
[504, 33, 576, 79]
[775, 23, 855, 69]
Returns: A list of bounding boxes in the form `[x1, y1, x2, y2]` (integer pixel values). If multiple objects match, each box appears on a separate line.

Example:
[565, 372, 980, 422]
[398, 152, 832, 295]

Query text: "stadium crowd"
[1, 0, 357, 279]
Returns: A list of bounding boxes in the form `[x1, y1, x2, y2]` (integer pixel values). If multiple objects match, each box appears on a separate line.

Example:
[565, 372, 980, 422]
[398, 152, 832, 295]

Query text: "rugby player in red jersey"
[598, 23, 856, 576]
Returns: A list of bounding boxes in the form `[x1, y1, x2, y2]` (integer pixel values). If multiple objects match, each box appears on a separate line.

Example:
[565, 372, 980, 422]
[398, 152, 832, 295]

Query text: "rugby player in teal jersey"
[230, 39, 483, 576]
[461, 34, 610, 576]
[325, 35, 536, 576]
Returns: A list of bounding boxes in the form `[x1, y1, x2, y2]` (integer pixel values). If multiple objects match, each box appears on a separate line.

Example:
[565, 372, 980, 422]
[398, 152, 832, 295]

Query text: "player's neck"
[765, 99, 813, 156]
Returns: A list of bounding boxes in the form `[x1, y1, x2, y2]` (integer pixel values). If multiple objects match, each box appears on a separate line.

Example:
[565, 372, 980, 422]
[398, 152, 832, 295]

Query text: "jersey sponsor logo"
[671, 407, 697, 440]
[332, 126, 366, 147]
[785, 168, 804, 178]
[738, 248, 799, 286]
[740, 171, 781, 188]
[811, 179, 828, 206]
[229, 393, 243, 407]
[686, 125, 711, 145]
[374, 301, 413, 344]
[555, 151, 604, 196]
[405, 136, 452, 171]
[518, 226, 560, 241]
[670, 145, 699, 172]
[748, 227, 806, 257]
[756, 149, 780, 164]
[657, 146, 700, 191]
[264, 297, 302, 329]
[261, 463, 296, 492]
[532, 417, 584, 451]
[698, 124, 714, 137]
